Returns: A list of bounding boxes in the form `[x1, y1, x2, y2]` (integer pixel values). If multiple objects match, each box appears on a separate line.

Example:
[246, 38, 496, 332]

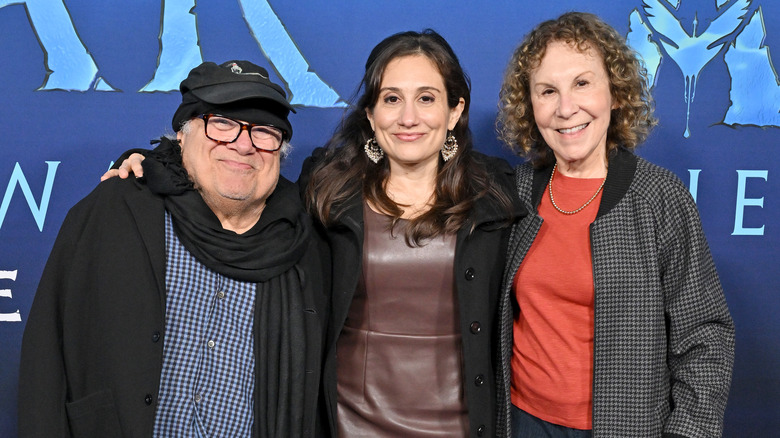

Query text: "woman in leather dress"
[104, 29, 522, 437]
[303, 30, 521, 437]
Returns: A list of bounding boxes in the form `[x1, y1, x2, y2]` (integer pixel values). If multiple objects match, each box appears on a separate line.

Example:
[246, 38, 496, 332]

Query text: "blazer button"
[477, 425, 486, 436]
[474, 374, 484, 386]
[151, 331, 161, 343]
[144, 394, 153, 405]
[464, 268, 475, 281]
[470, 321, 481, 334]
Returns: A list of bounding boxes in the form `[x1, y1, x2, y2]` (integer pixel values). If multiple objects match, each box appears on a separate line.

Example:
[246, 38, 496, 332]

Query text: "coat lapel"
[327, 196, 364, 351]
[124, 184, 167, 302]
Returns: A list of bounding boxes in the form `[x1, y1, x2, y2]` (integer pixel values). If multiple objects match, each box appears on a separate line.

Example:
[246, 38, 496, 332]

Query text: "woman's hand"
[100, 153, 146, 181]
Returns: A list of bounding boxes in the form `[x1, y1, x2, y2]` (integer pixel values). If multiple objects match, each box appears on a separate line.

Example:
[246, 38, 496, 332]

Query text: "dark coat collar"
[332, 152, 523, 232]
[530, 147, 638, 219]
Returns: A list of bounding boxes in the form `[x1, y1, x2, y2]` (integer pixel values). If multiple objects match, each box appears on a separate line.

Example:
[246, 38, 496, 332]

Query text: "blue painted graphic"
[627, 10, 662, 88]
[628, 0, 780, 136]
[722, 8, 780, 127]
[139, 0, 202, 93]
[2, 0, 344, 107]
[141, 0, 346, 108]
[238, 1, 345, 107]
[632, 0, 750, 138]
[0, 0, 113, 91]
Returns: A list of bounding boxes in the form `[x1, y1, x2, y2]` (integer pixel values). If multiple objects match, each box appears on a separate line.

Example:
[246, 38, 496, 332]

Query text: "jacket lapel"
[327, 195, 364, 350]
[124, 183, 167, 302]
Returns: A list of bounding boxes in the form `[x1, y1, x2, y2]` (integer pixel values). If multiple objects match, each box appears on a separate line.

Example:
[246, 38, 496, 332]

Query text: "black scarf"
[143, 137, 309, 437]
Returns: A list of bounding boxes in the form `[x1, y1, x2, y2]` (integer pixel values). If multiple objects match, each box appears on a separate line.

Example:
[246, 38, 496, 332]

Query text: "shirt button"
[470, 321, 481, 334]
[464, 268, 475, 281]
[207, 340, 216, 349]
[474, 374, 484, 386]
[151, 331, 161, 343]
[144, 394, 153, 405]
[477, 425, 486, 436]
[217, 291, 225, 299]
[194, 394, 202, 403]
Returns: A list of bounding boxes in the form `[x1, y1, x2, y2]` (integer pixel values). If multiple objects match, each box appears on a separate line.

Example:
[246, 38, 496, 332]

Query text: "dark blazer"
[18, 176, 330, 437]
[301, 150, 524, 438]
[497, 148, 735, 437]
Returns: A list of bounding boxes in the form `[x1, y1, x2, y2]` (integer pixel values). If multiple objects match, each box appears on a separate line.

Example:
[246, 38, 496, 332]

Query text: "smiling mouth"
[220, 159, 254, 170]
[395, 133, 424, 141]
[558, 123, 589, 134]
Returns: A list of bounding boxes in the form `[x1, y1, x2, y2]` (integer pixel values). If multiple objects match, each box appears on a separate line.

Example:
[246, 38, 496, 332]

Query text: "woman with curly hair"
[495, 12, 734, 438]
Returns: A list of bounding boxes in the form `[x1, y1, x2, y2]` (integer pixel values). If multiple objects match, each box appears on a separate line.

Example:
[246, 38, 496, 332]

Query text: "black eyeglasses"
[197, 114, 285, 152]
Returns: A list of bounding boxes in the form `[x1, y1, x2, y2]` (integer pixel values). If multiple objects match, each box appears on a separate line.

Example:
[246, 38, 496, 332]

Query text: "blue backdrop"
[0, 1, 776, 436]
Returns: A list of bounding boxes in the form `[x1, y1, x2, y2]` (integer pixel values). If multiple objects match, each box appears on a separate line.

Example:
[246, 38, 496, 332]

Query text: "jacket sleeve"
[18, 203, 86, 437]
[660, 183, 735, 438]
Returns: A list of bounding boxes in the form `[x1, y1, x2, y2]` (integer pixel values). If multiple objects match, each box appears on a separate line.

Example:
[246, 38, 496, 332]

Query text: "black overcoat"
[301, 150, 524, 438]
[19, 176, 330, 437]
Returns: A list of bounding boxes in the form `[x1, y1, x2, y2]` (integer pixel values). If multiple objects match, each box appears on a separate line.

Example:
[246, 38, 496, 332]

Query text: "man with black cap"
[19, 60, 329, 437]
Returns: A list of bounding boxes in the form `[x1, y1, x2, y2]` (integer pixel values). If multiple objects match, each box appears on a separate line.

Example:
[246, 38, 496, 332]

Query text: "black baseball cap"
[172, 60, 295, 140]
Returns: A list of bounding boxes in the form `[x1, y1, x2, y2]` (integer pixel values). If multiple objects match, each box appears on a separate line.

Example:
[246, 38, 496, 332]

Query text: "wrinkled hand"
[100, 153, 146, 181]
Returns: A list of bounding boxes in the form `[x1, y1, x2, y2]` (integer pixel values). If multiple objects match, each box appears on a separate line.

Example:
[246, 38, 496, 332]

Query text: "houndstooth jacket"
[497, 148, 735, 438]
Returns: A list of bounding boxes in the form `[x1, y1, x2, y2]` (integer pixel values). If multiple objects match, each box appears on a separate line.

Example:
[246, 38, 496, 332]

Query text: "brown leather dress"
[336, 204, 469, 437]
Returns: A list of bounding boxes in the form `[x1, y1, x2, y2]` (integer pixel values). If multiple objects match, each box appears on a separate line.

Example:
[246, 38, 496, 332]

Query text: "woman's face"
[530, 40, 615, 176]
[366, 54, 464, 172]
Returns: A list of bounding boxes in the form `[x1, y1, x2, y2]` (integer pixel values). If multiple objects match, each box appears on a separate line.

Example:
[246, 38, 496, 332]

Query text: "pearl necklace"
[548, 162, 607, 215]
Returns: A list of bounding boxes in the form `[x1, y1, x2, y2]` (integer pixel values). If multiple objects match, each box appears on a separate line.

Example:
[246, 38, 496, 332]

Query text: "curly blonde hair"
[497, 12, 657, 167]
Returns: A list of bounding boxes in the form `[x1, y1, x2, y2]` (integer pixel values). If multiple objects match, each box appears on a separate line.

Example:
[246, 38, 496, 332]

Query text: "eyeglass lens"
[203, 115, 283, 151]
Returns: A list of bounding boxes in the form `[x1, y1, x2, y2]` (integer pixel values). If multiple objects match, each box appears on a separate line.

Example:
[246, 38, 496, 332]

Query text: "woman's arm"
[660, 180, 735, 438]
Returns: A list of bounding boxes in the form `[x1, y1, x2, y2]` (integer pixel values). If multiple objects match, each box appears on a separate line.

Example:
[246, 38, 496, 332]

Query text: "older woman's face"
[530, 40, 615, 176]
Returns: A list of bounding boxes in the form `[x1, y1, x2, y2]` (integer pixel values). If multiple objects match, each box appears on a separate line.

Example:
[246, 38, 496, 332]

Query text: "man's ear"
[176, 131, 185, 151]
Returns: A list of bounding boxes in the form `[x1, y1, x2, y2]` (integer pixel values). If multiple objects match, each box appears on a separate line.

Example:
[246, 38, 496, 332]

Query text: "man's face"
[178, 116, 281, 215]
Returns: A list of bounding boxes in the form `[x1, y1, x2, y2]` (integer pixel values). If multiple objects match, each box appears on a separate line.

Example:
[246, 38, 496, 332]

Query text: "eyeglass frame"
[196, 113, 287, 152]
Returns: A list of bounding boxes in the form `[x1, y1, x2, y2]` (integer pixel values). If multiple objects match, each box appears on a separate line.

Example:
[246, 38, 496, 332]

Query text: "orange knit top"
[510, 169, 604, 430]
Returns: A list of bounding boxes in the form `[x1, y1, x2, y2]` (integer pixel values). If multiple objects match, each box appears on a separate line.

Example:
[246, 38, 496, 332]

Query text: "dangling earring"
[364, 136, 384, 163]
[441, 131, 458, 162]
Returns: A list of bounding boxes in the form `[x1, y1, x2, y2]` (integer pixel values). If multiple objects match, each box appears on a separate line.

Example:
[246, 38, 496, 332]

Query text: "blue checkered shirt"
[153, 213, 256, 437]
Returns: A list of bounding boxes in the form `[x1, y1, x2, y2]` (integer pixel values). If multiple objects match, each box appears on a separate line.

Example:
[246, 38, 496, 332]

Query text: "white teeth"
[559, 123, 588, 134]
